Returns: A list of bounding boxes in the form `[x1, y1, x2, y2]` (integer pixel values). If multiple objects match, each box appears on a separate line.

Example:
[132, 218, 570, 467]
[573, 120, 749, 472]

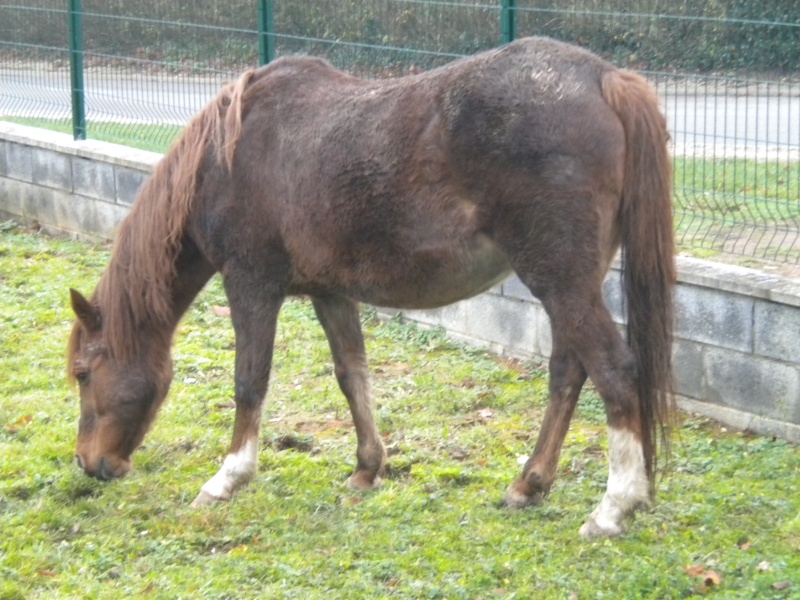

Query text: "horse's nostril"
[98, 457, 114, 481]
[75, 454, 85, 470]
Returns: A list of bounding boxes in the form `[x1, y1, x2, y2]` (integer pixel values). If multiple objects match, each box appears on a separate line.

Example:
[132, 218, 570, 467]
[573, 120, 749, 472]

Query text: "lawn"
[0, 224, 798, 599]
[673, 157, 800, 263]
[1, 118, 182, 155]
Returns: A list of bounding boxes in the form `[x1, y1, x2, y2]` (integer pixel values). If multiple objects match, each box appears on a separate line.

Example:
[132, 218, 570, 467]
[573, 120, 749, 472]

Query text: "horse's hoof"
[503, 482, 544, 509]
[579, 517, 625, 539]
[348, 470, 381, 491]
[190, 489, 226, 507]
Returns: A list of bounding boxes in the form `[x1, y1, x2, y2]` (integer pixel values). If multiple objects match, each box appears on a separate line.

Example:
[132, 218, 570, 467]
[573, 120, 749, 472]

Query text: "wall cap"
[675, 255, 800, 308]
[0, 121, 160, 172]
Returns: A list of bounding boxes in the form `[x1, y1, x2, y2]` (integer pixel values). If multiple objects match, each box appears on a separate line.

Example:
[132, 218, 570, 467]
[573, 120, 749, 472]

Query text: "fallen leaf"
[772, 581, 791, 591]
[685, 564, 706, 577]
[738, 541, 752, 550]
[212, 305, 231, 317]
[37, 569, 57, 577]
[686, 565, 722, 592]
[5, 414, 33, 432]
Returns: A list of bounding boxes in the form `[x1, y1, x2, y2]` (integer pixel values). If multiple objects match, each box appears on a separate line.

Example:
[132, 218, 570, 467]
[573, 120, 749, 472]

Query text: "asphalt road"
[2, 68, 798, 158]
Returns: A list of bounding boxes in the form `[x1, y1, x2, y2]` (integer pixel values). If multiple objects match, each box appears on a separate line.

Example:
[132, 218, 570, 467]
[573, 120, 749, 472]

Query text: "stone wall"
[2, 122, 799, 442]
[0, 122, 157, 239]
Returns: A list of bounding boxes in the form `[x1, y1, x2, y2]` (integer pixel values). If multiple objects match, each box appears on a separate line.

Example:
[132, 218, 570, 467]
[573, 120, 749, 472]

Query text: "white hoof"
[190, 489, 228, 507]
[579, 516, 625, 538]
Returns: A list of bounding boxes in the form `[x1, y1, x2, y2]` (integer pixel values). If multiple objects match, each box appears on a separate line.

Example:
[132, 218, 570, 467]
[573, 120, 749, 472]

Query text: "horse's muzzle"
[76, 454, 128, 480]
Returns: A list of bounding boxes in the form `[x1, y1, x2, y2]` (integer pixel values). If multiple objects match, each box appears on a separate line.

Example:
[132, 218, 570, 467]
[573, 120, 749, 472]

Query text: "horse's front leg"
[312, 295, 385, 489]
[191, 279, 284, 507]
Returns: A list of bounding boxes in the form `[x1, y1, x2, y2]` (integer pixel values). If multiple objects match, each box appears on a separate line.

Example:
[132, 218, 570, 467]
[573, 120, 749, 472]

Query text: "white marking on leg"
[198, 437, 258, 502]
[580, 427, 650, 537]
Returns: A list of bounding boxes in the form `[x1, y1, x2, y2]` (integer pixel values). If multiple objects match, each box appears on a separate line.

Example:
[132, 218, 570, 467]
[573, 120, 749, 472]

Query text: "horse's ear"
[70, 288, 101, 333]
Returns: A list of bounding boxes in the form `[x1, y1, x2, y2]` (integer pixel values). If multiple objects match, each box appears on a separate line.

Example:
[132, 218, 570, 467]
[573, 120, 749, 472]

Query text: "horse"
[67, 36, 675, 538]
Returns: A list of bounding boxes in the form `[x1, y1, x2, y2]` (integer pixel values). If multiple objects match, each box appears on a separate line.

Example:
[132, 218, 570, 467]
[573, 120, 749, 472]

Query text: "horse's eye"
[75, 370, 90, 385]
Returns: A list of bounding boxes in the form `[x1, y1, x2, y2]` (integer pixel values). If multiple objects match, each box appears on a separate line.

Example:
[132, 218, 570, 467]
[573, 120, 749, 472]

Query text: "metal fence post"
[257, 0, 275, 65]
[500, 0, 516, 45]
[68, 0, 86, 140]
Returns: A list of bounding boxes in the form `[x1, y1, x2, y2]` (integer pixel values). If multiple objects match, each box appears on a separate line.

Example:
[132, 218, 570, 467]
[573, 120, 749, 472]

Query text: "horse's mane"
[68, 69, 256, 366]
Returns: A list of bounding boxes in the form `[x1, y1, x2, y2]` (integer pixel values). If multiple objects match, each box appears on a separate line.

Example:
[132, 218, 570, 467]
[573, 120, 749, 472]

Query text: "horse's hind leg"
[312, 295, 386, 489]
[191, 275, 285, 507]
[505, 335, 586, 508]
[498, 270, 649, 536]
[573, 305, 652, 538]
[548, 295, 651, 537]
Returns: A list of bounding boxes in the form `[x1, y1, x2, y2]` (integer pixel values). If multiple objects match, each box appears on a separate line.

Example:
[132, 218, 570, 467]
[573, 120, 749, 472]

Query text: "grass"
[1, 118, 182, 154]
[673, 157, 800, 262]
[0, 223, 798, 599]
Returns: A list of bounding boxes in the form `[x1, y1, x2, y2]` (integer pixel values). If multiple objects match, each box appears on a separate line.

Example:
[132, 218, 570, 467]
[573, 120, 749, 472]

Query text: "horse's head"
[68, 289, 172, 480]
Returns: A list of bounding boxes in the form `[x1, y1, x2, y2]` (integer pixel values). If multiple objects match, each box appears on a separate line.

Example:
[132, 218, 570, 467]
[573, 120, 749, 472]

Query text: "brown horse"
[67, 37, 675, 537]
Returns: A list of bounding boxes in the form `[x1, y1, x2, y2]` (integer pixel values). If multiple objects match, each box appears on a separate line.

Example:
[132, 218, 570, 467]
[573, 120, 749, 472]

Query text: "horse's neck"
[101, 234, 214, 358]
[168, 237, 216, 325]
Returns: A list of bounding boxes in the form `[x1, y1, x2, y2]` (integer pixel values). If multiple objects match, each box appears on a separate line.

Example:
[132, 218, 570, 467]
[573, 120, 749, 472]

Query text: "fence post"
[67, 0, 86, 140]
[257, 0, 275, 65]
[500, 0, 516, 45]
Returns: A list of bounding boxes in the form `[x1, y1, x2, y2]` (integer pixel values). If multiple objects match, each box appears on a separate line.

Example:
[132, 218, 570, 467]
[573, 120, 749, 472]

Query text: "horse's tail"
[601, 69, 676, 482]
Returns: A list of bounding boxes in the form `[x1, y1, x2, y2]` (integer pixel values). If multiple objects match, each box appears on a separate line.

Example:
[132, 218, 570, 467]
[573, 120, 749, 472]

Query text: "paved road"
[665, 93, 799, 159]
[2, 68, 799, 158]
[1, 69, 224, 126]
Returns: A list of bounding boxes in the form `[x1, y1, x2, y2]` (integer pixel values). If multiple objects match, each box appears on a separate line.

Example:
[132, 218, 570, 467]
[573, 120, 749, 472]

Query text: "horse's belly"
[354, 234, 514, 310]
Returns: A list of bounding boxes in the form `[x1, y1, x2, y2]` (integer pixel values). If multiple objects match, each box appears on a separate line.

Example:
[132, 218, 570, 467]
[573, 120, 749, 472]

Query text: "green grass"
[1, 224, 798, 599]
[2, 118, 182, 154]
[673, 157, 800, 261]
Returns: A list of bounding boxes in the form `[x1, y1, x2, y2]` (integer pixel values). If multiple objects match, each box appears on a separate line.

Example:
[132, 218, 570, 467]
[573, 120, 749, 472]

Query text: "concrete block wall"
[2, 122, 799, 442]
[0, 122, 159, 238]
[391, 261, 800, 442]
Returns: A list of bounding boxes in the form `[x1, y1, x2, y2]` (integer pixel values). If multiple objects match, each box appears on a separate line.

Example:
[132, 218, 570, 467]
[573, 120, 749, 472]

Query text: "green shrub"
[2, 1, 797, 73]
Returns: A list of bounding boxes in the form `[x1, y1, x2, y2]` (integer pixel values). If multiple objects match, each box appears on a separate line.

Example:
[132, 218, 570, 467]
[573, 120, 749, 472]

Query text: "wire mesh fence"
[0, 3, 72, 133]
[1, 1, 798, 267]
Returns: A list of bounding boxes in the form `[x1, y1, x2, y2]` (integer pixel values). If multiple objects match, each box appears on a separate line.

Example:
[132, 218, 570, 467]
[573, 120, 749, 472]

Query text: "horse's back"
[193, 38, 628, 307]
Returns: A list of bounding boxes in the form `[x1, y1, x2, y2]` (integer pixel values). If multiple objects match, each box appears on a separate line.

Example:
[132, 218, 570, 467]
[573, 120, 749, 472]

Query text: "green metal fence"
[1, 1, 798, 267]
